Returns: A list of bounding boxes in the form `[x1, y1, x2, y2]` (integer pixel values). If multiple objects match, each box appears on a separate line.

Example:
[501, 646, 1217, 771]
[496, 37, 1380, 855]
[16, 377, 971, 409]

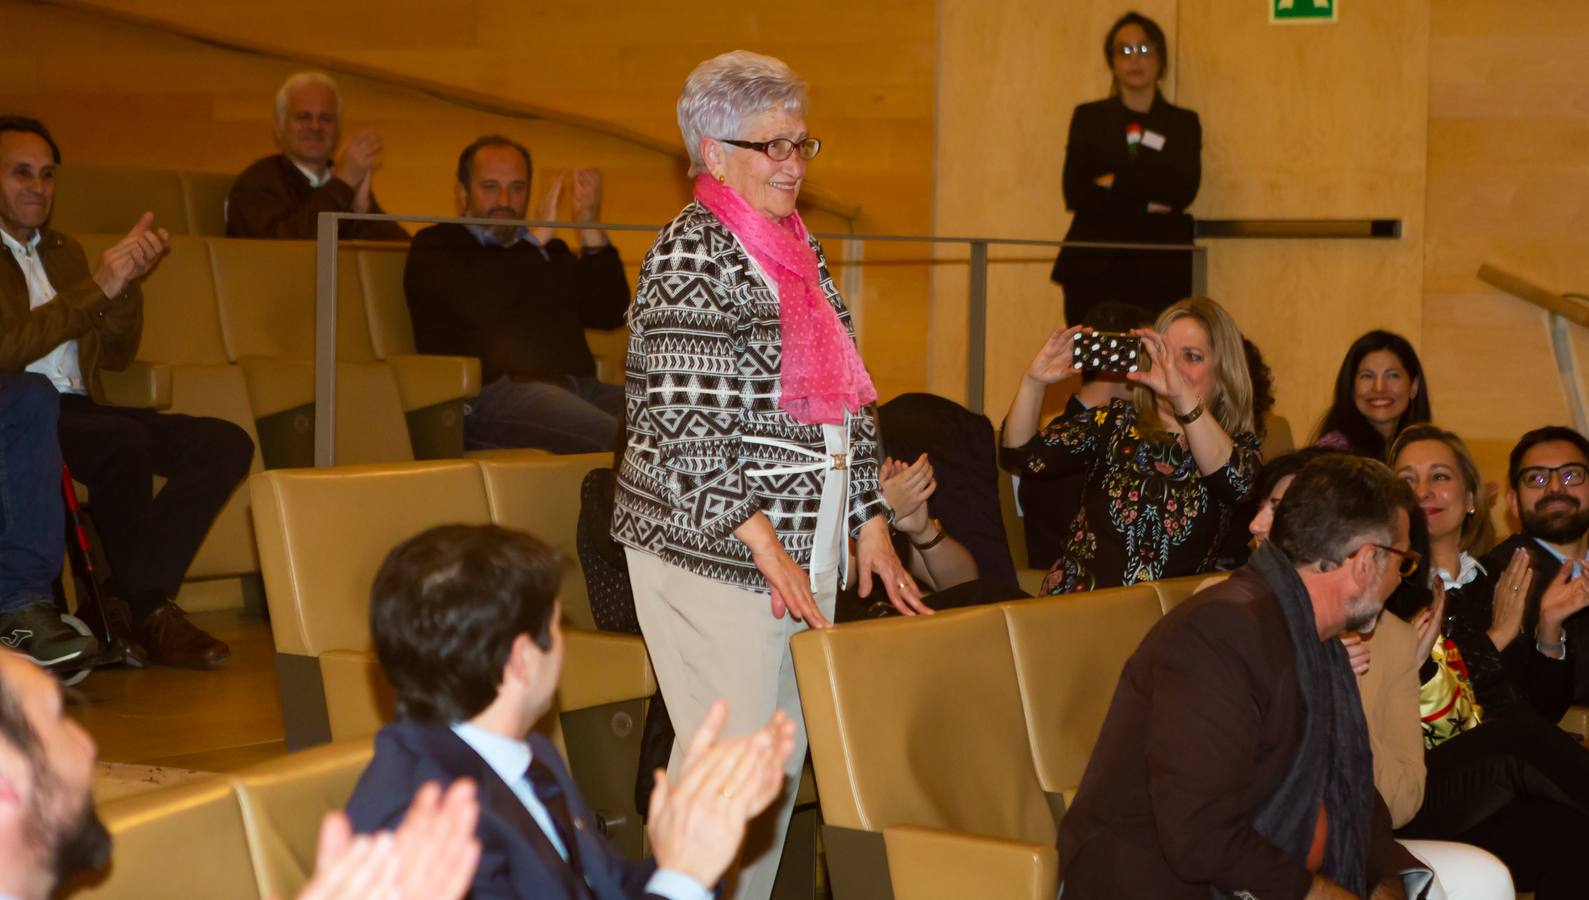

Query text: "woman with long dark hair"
[1313, 330, 1431, 460]
[1050, 11, 1201, 325]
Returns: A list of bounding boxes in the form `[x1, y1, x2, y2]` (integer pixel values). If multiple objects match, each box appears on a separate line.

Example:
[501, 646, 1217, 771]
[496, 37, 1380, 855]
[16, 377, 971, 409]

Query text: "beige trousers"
[626, 548, 837, 900]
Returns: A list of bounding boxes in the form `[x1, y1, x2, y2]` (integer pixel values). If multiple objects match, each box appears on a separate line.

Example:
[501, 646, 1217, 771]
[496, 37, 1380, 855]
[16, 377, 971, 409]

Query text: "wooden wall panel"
[2, 0, 934, 401]
[937, 0, 1428, 438]
[1425, 0, 1589, 444]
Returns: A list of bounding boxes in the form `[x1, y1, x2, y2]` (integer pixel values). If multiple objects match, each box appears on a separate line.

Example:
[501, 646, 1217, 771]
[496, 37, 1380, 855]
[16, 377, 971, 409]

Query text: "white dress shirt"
[450, 722, 710, 900]
[2, 228, 84, 395]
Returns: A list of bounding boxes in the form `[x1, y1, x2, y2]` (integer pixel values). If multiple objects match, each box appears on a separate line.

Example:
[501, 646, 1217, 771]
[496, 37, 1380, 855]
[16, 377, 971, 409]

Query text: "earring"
[717, 173, 726, 183]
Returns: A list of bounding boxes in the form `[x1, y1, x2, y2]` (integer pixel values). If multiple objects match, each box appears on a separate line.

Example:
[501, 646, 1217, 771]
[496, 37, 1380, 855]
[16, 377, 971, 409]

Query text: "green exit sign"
[1271, 0, 1337, 23]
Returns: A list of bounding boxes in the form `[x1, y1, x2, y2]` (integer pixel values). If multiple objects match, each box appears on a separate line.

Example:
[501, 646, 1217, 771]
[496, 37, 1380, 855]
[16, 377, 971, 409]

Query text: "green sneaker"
[0, 604, 99, 669]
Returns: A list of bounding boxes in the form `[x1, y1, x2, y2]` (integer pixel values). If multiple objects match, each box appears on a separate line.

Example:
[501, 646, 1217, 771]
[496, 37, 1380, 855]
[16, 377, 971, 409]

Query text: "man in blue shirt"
[345, 523, 795, 898]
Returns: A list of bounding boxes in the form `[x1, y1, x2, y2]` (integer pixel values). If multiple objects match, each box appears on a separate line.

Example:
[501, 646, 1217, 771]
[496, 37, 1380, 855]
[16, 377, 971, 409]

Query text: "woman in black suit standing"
[1052, 11, 1201, 325]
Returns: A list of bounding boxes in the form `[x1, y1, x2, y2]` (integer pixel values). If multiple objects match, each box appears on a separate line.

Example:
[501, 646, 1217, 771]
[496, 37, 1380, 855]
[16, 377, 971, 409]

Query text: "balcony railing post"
[966, 240, 989, 414]
[314, 212, 339, 467]
[1548, 313, 1589, 436]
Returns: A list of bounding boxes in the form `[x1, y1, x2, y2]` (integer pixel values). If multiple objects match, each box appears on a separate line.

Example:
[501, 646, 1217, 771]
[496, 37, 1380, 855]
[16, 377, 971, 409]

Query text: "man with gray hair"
[226, 71, 408, 241]
[1057, 455, 1435, 899]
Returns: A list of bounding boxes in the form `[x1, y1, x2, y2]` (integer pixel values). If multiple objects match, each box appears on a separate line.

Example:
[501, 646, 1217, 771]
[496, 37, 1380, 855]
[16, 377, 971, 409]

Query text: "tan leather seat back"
[1000, 587, 1163, 794]
[64, 779, 260, 899]
[181, 171, 233, 236]
[52, 167, 190, 236]
[250, 461, 492, 655]
[479, 453, 612, 630]
[792, 606, 1055, 844]
[357, 246, 415, 358]
[1466, 436, 1516, 542]
[1261, 413, 1297, 462]
[320, 649, 394, 742]
[209, 238, 374, 362]
[233, 738, 376, 900]
[78, 234, 230, 366]
[1151, 573, 1210, 615]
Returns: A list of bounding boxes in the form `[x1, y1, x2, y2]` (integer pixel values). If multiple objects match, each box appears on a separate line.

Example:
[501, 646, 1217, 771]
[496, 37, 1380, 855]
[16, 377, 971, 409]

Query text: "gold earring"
[717, 173, 726, 183]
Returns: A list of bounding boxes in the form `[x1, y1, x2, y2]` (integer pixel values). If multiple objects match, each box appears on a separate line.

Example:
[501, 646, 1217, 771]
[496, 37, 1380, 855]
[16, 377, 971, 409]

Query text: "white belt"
[742, 436, 847, 478]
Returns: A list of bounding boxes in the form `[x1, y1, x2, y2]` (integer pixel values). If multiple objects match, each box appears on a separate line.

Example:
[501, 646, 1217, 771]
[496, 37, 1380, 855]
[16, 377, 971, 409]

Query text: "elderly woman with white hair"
[613, 50, 929, 899]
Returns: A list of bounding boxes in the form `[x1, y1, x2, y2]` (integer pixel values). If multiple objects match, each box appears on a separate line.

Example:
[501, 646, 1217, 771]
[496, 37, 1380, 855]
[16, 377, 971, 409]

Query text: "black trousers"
[1399, 713, 1589, 897]
[57, 395, 253, 618]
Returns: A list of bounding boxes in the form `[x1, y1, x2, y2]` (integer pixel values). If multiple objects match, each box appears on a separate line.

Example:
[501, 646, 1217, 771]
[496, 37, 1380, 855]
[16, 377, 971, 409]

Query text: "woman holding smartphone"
[1001, 296, 1258, 593]
[1051, 11, 1201, 325]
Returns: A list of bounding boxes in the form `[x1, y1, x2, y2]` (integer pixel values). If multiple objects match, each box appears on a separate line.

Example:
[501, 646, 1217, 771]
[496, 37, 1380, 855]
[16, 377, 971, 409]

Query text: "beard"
[1344, 591, 1383, 634]
[1522, 494, 1589, 544]
[49, 802, 111, 881]
[27, 771, 112, 885]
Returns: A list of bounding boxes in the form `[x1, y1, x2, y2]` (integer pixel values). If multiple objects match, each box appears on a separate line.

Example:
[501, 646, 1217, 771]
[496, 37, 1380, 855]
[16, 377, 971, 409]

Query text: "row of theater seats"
[75, 229, 624, 609]
[53, 167, 234, 238]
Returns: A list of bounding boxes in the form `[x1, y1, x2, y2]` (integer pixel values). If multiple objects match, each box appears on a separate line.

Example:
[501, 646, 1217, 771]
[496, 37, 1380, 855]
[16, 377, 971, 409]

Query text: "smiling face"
[710, 107, 807, 222]
[1353, 349, 1418, 434]
[1512, 439, 1589, 545]
[1164, 316, 1217, 404]
[276, 82, 340, 169]
[1109, 22, 1161, 91]
[0, 131, 56, 242]
[1394, 439, 1472, 547]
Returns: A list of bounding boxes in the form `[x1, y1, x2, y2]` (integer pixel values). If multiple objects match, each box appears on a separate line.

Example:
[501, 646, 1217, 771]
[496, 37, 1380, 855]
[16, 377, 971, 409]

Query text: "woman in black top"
[1051, 11, 1202, 325]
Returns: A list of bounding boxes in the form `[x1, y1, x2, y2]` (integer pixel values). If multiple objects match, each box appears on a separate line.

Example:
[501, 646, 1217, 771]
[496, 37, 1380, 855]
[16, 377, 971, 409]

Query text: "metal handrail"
[1478, 263, 1589, 434]
[313, 211, 1400, 466]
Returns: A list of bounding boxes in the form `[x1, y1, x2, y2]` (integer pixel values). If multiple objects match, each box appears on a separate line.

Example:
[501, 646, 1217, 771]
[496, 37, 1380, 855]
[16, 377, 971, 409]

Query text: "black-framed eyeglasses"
[717, 137, 822, 162]
[1112, 42, 1156, 58]
[1372, 544, 1422, 578]
[1518, 463, 1589, 490]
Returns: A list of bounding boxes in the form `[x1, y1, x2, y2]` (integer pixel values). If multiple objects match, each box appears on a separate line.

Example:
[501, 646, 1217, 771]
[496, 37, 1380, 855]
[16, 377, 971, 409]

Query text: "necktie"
[526, 757, 592, 897]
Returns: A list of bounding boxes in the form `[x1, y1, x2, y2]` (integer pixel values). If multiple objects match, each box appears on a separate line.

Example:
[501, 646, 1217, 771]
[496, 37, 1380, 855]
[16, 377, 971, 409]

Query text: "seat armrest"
[385, 353, 481, 409]
[100, 361, 173, 409]
[558, 630, 657, 712]
[882, 825, 1059, 900]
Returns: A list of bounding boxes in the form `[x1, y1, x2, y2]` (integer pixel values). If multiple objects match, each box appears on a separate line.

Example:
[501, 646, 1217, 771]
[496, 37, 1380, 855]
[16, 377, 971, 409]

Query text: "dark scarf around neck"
[1231, 543, 1374, 898]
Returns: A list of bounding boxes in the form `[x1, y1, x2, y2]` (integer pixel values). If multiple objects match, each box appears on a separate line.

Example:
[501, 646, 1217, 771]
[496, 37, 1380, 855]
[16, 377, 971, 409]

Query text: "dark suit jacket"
[1051, 94, 1200, 311]
[225, 154, 410, 241]
[1445, 534, 1578, 719]
[1057, 566, 1417, 899]
[0, 228, 140, 403]
[346, 721, 662, 899]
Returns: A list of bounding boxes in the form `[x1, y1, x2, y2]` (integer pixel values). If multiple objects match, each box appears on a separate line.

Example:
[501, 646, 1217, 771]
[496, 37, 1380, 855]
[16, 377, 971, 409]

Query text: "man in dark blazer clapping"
[346, 523, 796, 899]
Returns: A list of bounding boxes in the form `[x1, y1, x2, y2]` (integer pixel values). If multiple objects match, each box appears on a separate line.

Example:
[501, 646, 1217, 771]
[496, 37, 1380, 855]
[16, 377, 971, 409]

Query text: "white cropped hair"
[275, 71, 343, 131]
[676, 51, 808, 176]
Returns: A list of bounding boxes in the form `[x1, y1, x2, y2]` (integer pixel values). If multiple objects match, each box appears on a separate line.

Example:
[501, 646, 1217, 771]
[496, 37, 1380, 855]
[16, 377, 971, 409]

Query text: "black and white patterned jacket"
[612, 201, 886, 592]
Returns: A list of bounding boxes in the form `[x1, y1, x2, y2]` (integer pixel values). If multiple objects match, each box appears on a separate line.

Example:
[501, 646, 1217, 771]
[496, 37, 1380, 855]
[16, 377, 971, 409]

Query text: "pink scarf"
[694, 174, 876, 425]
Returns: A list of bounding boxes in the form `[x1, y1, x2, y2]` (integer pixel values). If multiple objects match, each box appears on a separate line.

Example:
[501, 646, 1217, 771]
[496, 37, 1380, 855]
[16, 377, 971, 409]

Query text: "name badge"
[1141, 130, 1167, 151]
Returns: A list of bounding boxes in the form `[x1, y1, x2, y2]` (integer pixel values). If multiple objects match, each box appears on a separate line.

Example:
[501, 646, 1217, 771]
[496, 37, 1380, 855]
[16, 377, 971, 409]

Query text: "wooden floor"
[68, 609, 288, 773]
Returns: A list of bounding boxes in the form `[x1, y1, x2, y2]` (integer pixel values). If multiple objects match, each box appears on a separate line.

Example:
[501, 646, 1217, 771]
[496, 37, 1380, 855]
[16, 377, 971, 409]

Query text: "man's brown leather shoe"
[74, 592, 149, 668]
[135, 602, 230, 669]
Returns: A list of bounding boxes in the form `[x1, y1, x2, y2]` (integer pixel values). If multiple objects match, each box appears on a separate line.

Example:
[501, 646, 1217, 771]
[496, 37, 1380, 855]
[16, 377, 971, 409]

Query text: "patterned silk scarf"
[693, 174, 876, 425]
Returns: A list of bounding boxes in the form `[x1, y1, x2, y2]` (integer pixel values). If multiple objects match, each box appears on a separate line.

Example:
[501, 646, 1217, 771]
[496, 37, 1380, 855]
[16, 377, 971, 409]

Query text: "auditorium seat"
[181, 171, 233, 236]
[1465, 436, 1516, 543]
[1150, 573, 1210, 613]
[75, 233, 265, 608]
[354, 244, 482, 458]
[62, 778, 260, 899]
[250, 459, 654, 855]
[232, 737, 376, 900]
[1000, 587, 1164, 816]
[792, 606, 1058, 900]
[478, 453, 611, 630]
[1261, 413, 1296, 461]
[51, 166, 190, 236]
